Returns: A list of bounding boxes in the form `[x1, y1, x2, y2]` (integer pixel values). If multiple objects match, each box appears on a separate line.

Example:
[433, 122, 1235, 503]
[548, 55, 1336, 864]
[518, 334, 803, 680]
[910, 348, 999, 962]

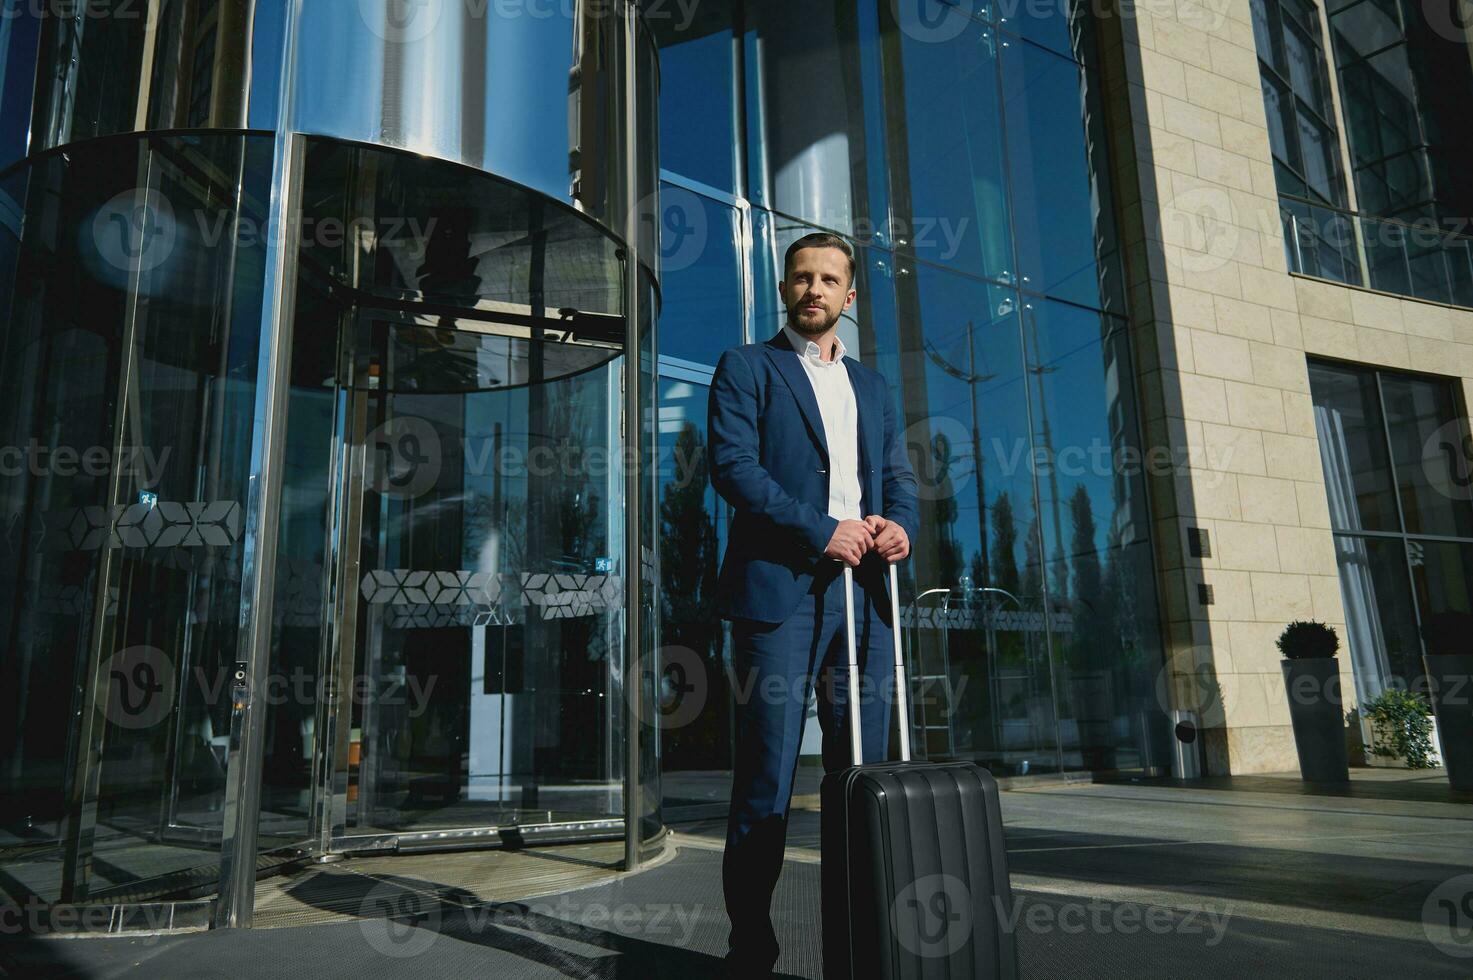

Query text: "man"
[707, 232, 919, 976]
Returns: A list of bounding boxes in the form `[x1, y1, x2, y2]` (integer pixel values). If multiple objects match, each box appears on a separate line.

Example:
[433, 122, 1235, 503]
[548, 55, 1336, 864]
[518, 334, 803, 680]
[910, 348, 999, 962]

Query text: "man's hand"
[864, 515, 910, 561]
[824, 519, 874, 567]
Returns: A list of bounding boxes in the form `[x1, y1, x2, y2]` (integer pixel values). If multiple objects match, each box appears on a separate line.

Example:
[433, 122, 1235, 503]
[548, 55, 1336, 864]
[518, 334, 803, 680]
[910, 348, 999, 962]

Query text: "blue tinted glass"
[0, 5, 40, 170]
[1001, 38, 1109, 309]
[652, 8, 735, 190]
[657, 184, 743, 364]
[248, 0, 287, 130]
[743, 7, 877, 235]
[996, 0, 1078, 60]
[1021, 299, 1151, 572]
[895, 16, 1012, 282]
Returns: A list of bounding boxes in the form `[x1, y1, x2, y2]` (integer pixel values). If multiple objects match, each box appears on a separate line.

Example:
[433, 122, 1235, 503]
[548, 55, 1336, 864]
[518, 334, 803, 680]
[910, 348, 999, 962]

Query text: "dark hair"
[782, 232, 856, 287]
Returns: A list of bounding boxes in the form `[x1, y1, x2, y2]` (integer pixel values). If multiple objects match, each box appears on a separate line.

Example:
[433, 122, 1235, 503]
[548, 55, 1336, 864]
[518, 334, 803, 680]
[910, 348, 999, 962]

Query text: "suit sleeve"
[707, 348, 840, 555]
[880, 382, 920, 547]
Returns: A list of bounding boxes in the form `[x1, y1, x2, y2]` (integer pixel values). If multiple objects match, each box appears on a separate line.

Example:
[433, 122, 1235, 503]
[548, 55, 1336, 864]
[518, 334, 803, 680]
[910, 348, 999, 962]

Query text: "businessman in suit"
[707, 232, 919, 975]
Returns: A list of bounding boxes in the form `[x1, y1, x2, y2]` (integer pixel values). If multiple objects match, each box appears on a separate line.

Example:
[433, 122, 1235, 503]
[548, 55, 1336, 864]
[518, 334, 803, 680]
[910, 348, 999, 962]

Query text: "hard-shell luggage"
[821, 562, 1019, 979]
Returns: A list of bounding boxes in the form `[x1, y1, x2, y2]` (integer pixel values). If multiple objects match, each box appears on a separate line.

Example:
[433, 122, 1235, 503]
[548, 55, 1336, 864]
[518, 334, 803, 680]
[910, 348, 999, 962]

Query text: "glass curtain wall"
[651, 0, 1164, 785]
[1308, 359, 1473, 704]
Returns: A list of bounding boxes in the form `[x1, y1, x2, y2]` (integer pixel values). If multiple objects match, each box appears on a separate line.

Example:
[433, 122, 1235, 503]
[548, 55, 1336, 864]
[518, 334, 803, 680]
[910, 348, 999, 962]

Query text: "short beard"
[786, 303, 843, 335]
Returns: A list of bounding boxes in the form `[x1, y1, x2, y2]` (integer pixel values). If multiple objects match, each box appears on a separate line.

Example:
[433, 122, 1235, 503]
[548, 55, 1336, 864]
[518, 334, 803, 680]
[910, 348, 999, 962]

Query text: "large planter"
[1424, 653, 1473, 791]
[1281, 658, 1349, 782]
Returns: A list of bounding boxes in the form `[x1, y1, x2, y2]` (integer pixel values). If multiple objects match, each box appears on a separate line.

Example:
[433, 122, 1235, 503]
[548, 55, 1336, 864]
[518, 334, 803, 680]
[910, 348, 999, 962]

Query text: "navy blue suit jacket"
[707, 328, 920, 624]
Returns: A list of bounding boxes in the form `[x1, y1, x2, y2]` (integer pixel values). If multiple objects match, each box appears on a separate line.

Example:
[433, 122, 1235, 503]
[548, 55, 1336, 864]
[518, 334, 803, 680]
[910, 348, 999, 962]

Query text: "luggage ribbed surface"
[822, 760, 1018, 979]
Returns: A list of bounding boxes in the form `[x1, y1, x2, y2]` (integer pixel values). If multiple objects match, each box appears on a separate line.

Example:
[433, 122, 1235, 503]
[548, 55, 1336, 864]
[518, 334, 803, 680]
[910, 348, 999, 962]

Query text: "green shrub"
[1276, 620, 1339, 660]
[1363, 688, 1438, 769]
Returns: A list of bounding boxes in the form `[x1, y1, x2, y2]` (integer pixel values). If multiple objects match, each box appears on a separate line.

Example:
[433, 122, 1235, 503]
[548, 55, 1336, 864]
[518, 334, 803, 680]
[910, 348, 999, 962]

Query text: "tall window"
[1309, 360, 1473, 702]
[1249, 0, 1361, 285]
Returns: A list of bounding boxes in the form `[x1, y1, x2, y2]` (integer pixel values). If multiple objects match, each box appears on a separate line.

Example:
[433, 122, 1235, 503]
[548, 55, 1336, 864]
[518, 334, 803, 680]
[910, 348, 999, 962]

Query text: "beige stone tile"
[1214, 295, 1274, 341]
[1225, 723, 1299, 773]
[1294, 278, 1353, 321]
[1191, 330, 1254, 381]
[1250, 571, 1314, 622]
[1227, 620, 1286, 674]
[1177, 371, 1231, 422]
[1237, 473, 1300, 525]
[1293, 480, 1331, 529]
[1217, 114, 1271, 160]
[1239, 265, 1298, 312]
[1401, 301, 1455, 341]
[1406, 335, 1463, 376]
[1248, 342, 1310, 392]
[1269, 308, 1304, 348]
[1300, 314, 1354, 357]
[1208, 35, 1261, 87]
[1203, 568, 1256, 620]
[1176, 469, 1242, 520]
[1273, 525, 1336, 575]
[1349, 289, 1405, 331]
[1355, 326, 1410, 368]
[1184, 66, 1246, 119]
[1309, 573, 1346, 624]
[1220, 672, 1272, 728]
[1224, 381, 1286, 431]
[1281, 390, 1316, 437]
[1199, 421, 1267, 475]
[1262, 431, 1323, 482]
[1215, 521, 1280, 571]
[1154, 17, 1213, 65]
[1161, 95, 1222, 145]
[1193, 144, 1255, 192]
[1166, 283, 1219, 331]
[1139, 48, 1189, 100]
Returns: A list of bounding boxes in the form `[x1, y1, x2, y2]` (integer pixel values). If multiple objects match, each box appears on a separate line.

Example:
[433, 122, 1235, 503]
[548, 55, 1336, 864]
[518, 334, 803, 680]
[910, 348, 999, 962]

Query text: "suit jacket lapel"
[764, 330, 830, 461]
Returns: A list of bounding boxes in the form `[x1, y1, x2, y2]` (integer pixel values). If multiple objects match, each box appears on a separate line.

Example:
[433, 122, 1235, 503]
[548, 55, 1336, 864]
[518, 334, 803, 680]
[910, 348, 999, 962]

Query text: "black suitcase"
[821, 562, 1019, 979]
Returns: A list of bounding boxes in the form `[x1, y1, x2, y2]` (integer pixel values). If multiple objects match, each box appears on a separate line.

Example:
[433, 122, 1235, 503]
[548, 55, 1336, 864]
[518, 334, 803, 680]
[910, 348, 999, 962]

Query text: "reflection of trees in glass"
[990, 491, 1019, 596]
[658, 421, 724, 768]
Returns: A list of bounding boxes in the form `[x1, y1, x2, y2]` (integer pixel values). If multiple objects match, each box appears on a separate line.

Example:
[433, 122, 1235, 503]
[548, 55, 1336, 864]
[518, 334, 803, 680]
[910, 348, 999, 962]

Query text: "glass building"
[0, 0, 1171, 929]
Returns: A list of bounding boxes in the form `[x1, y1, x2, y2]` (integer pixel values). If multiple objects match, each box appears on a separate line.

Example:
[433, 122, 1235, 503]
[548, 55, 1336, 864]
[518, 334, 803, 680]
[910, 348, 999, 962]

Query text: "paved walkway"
[3, 771, 1470, 978]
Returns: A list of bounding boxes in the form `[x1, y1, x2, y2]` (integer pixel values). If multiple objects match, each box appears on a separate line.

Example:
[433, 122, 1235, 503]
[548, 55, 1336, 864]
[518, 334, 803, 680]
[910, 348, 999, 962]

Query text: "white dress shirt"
[782, 323, 863, 522]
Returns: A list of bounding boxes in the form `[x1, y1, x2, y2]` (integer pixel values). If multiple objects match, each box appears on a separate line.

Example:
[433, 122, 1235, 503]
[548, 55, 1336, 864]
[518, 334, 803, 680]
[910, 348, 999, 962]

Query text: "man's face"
[779, 246, 856, 335]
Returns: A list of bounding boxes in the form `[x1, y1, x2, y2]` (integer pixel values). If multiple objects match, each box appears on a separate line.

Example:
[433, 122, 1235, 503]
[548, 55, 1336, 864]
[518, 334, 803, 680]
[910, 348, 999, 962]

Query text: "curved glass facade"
[0, 0, 660, 926]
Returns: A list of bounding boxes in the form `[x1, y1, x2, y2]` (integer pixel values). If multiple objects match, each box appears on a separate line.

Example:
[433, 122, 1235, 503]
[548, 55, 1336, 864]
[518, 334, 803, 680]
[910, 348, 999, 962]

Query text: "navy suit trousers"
[721, 560, 896, 972]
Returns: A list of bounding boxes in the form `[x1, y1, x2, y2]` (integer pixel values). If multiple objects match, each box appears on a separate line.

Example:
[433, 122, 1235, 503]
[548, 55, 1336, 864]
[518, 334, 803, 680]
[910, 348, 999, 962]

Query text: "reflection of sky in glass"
[1002, 38, 1102, 309]
[1025, 298, 1134, 556]
[291, 2, 575, 202]
[658, 32, 734, 190]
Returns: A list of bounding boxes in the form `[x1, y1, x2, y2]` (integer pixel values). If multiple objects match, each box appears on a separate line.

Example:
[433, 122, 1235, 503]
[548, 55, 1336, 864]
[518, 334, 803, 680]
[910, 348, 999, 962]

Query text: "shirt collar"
[782, 323, 846, 364]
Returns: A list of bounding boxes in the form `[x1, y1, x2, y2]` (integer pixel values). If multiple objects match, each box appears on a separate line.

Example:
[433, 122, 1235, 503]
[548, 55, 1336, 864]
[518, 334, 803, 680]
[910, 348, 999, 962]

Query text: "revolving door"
[260, 137, 658, 860]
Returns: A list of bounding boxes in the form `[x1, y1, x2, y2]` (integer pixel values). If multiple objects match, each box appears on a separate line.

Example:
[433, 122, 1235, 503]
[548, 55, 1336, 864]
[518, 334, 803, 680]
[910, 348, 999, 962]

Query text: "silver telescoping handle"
[842, 561, 912, 768]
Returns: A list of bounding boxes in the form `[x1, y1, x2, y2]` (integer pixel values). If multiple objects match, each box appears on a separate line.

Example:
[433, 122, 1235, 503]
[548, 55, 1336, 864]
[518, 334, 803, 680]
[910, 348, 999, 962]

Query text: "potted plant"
[1278, 620, 1349, 782]
[1422, 611, 1473, 791]
[1361, 688, 1440, 769]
